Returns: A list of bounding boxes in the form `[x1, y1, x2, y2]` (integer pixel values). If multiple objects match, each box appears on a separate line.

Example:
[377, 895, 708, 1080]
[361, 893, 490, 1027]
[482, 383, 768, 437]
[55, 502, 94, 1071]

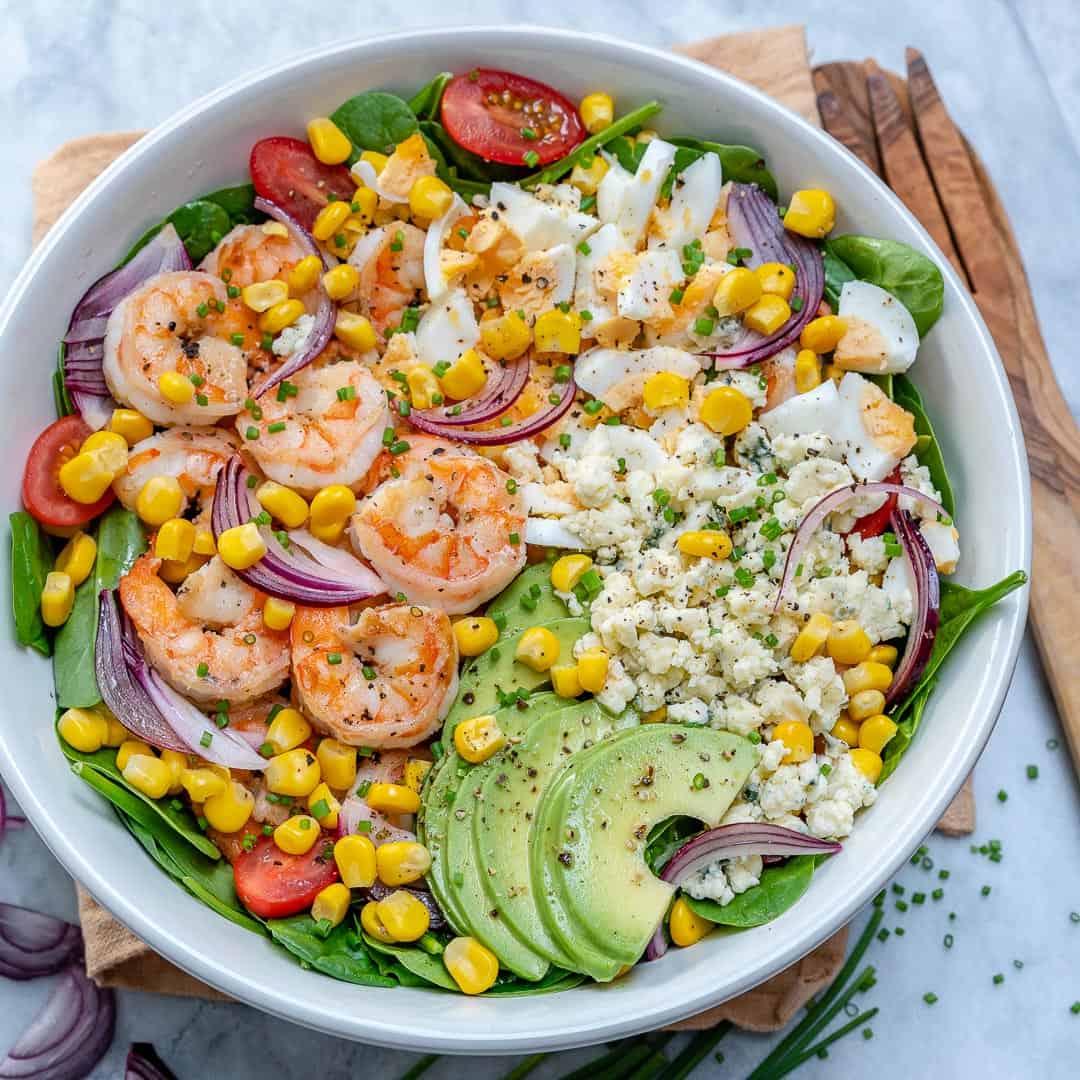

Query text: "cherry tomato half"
[21, 415, 114, 528]
[849, 468, 902, 539]
[441, 69, 585, 167]
[233, 836, 340, 919]
[249, 137, 355, 231]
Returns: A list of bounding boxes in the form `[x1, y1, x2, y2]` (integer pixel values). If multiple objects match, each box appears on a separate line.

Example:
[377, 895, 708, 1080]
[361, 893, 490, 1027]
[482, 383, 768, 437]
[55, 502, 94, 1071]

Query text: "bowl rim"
[0, 23, 1031, 1053]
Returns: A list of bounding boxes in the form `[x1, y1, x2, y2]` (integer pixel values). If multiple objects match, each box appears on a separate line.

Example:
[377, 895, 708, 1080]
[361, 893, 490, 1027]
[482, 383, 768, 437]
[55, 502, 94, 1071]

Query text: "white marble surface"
[2, 1, 1079, 1076]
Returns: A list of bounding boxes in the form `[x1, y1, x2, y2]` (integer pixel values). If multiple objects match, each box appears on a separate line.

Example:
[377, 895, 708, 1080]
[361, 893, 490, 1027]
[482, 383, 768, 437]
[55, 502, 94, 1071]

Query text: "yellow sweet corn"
[533, 309, 581, 355]
[551, 664, 583, 698]
[794, 349, 822, 394]
[376, 841, 432, 887]
[307, 116, 352, 164]
[57, 451, 114, 504]
[311, 883, 351, 930]
[479, 312, 531, 361]
[376, 890, 430, 942]
[642, 706, 668, 724]
[848, 689, 887, 722]
[316, 738, 357, 791]
[265, 747, 321, 797]
[755, 262, 796, 300]
[154, 518, 195, 563]
[108, 407, 154, 445]
[842, 662, 894, 696]
[101, 712, 129, 748]
[867, 644, 899, 668]
[699, 386, 753, 436]
[406, 365, 441, 409]
[58, 707, 109, 753]
[453, 616, 499, 657]
[515, 627, 560, 672]
[713, 267, 763, 316]
[217, 522, 267, 570]
[361, 901, 397, 944]
[312, 200, 352, 242]
[263, 596, 296, 631]
[334, 834, 377, 888]
[158, 553, 206, 585]
[404, 758, 432, 793]
[192, 529, 216, 556]
[579, 92, 615, 134]
[286, 254, 323, 295]
[366, 782, 421, 815]
[858, 715, 898, 755]
[576, 649, 610, 694]
[274, 814, 321, 855]
[360, 150, 389, 173]
[643, 371, 690, 411]
[743, 294, 791, 336]
[444, 936, 499, 994]
[551, 553, 593, 593]
[774, 720, 815, 765]
[181, 767, 227, 803]
[307, 782, 342, 830]
[350, 187, 378, 225]
[454, 715, 506, 764]
[158, 749, 186, 796]
[849, 747, 883, 784]
[439, 349, 487, 400]
[261, 221, 289, 238]
[669, 897, 713, 947]
[321, 263, 360, 301]
[158, 371, 195, 405]
[123, 754, 173, 799]
[569, 155, 609, 195]
[830, 715, 860, 746]
[800, 315, 847, 354]
[54, 532, 96, 587]
[259, 298, 305, 335]
[784, 190, 837, 239]
[827, 621, 872, 666]
[266, 706, 312, 754]
[203, 780, 255, 832]
[677, 530, 733, 560]
[41, 571, 74, 627]
[409, 175, 454, 220]
[135, 476, 184, 526]
[256, 481, 309, 529]
[309, 484, 357, 528]
[116, 739, 154, 771]
[241, 279, 289, 313]
[790, 612, 833, 662]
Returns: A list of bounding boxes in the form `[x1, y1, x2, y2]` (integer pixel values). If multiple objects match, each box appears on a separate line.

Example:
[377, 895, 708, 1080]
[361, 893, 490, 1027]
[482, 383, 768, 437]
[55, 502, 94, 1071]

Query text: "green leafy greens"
[9, 511, 53, 656]
[331, 91, 420, 158]
[684, 855, 820, 929]
[893, 373, 956, 516]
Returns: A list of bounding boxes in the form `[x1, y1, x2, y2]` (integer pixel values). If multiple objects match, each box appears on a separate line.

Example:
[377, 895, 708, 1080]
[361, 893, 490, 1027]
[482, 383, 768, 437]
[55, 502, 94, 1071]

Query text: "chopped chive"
[199, 731, 212, 748]
[267, 421, 286, 434]
[230, 333, 245, 346]
[1026, 764, 1038, 779]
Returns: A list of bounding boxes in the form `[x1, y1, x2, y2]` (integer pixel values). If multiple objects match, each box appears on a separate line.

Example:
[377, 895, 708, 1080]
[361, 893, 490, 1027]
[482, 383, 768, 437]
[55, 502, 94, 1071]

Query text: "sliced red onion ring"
[411, 353, 531, 427]
[0, 963, 114, 1080]
[62, 224, 191, 429]
[885, 510, 940, 708]
[126, 1044, 177, 1080]
[408, 372, 577, 446]
[248, 197, 334, 399]
[697, 183, 824, 369]
[773, 482, 947, 612]
[211, 456, 385, 606]
[0, 904, 83, 982]
[337, 795, 415, 847]
[645, 825, 841, 961]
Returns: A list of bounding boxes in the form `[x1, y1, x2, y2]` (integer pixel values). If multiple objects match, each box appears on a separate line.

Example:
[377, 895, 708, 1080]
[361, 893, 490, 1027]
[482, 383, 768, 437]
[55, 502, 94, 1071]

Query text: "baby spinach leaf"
[878, 678, 935, 783]
[418, 121, 520, 189]
[892, 374, 955, 516]
[822, 249, 856, 310]
[667, 138, 778, 201]
[608, 135, 647, 174]
[684, 855, 817, 929]
[409, 73, 453, 122]
[644, 816, 702, 876]
[484, 967, 585, 996]
[363, 933, 457, 990]
[824, 235, 945, 336]
[9, 511, 53, 656]
[267, 915, 395, 987]
[200, 183, 260, 225]
[53, 345, 74, 419]
[331, 91, 419, 157]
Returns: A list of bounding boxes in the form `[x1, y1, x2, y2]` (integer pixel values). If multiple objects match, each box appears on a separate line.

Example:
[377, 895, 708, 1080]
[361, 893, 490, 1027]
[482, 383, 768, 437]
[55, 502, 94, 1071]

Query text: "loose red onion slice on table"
[697, 183, 824, 370]
[0, 904, 83, 982]
[247, 197, 334, 399]
[645, 825, 841, 961]
[211, 456, 385, 605]
[411, 352, 531, 427]
[125, 1044, 177, 1080]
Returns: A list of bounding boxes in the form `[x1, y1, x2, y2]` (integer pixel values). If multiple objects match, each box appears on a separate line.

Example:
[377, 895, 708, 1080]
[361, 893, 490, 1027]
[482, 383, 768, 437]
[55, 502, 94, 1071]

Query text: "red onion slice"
[697, 183, 824, 369]
[247, 197, 334, 399]
[408, 372, 577, 446]
[211, 456, 385, 606]
[774, 482, 947, 612]
[337, 796, 415, 846]
[0, 963, 114, 1080]
[884, 510, 940, 707]
[0, 904, 83, 982]
[126, 1044, 177, 1080]
[411, 354, 531, 427]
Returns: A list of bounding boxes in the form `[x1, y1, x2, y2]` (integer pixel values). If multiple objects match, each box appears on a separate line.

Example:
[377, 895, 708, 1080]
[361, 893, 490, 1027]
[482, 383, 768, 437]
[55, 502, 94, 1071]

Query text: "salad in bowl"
[9, 64, 1024, 998]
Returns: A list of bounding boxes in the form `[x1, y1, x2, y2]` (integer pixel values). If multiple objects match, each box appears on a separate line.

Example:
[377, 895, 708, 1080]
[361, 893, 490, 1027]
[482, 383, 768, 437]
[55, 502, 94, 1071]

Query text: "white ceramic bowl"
[0, 25, 1030, 1054]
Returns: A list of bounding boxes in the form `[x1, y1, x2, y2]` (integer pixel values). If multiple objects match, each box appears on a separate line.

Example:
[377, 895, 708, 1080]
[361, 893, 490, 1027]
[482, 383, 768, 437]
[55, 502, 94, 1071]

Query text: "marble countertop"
[3, 1, 1078, 1076]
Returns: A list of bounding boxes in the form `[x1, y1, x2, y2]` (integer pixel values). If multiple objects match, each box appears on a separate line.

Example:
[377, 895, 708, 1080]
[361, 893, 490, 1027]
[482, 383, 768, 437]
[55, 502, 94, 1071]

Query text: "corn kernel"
[350, 187, 379, 225]
[858, 714, 898, 755]
[404, 758, 432, 793]
[266, 706, 312, 754]
[713, 267, 763, 316]
[867, 644, 899, 668]
[259, 298, 305, 335]
[217, 522, 267, 570]
[321, 263, 360, 301]
[827, 621, 872, 666]
[479, 313, 531, 361]
[307, 116, 352, 165]
[790, 612, 833, 663]
[135, 476, 184, 526]
[669, 897, 712, 947]
[101, 713, 129, 748]
[157, 749, 185, 795]
[643, 371, 690, 411]
[800, 315, 847, 354]
[405, 365, 441, 410]
[274, 814, 321, 855]
[123, 754, 173, 799]
[40, 571, 74, 627]
[580, 92, 615, 134]
[116, 739, 154, 771]
[108, 407, 154, 445]
[265, 747, 321, 797]
[181, 767, 227, 803]
[192, 529, 216, 557]
[848, 689, 887, 722]
[439, 348, 487, 400]
[453, 616, 499, 657]
[376, 840, 432, 886]
[744, 294, 792, 336]
[154, 518, 195, 562]
[444, 936, 499, 995]
[312, 882, 351, 930]
[642, 706, 668, 723]
[335, 834, 377, 888]
[158, 553, 206, 585]
[317, 738, 357, 791]
[55, 532, 96, 587]
[408, 175, 454, 220]
[286, 255, 323, 296]
[366, 782, 421, 816]
[158, 371, 195, 405]
[376, 890, 430, 942]
[312, 200, 352, 242]
[551, 664, 583, 698]
[58, 451, 114, 504]
[794, 349, 822, 394]
[309, 485, 357, 529]
[454, 714, 507, 764]
[79, 432, 128, 475]
[263, 596, 296, 631]
[569, 155, 609, 195]
[784, 189, 837, 240]
[58, 707, 109, 753]
[515, 626, 560, 672]
[830, 715, 860, 746]
[333, 309, 377, 353]
[307, 782, 341, 829]
[774, 720, 815, 765]
[843, 662, 893, 696]
[551, 553, 593, 593]
[699, 386, 753, 436]
[576, 649, 610, 694]
[360, 150, 389, 174]
[849, 747, 883, 784]
[533, 309, 582, 355]
[677, 530, 733, 560]
[360, 901, 396, 943]
[309, 519, 343, 543]
[755, 262, 796, 300]
[261, 221, 289, 238]
[256, 481, 309, 529]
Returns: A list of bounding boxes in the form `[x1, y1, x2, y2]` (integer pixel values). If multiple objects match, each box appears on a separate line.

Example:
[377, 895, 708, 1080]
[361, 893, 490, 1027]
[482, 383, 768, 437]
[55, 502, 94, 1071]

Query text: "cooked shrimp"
[119, 554, 290, 707]
[348, 223, 426, 338]
[237, 355, 390, 495]
[104, 271, 250, 425]
[200, 224, 309, 293]
[290, 603, 458, 749]
[113, 427, 237, 520]
[350, 443, 527, 613]
[340, 749, 422, 844]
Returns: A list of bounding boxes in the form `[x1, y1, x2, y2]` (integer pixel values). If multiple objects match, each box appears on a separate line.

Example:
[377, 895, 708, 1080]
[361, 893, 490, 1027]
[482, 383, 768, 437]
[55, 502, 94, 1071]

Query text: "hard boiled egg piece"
[834, 280, 920, 374]
[574, 345, 701, 412]
[597, 138, 678, 250]
[414, 287, 479, 370]
[648, 151, 724, 254]
[488, 182, 599, 251]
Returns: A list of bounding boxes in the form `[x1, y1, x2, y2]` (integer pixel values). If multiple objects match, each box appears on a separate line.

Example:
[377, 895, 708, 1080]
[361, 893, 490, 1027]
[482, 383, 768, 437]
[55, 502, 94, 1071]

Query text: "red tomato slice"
[849, 468, 902, 539]
[233, 836, 340, 919]
[249, 137, 355, 231]
[441, 69, 585, 166]
[22, 415, 114, 528]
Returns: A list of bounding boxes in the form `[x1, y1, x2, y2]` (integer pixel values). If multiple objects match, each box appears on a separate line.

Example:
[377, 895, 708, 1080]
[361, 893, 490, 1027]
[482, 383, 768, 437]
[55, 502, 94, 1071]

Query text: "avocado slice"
[474, 699, 638, 969]
[532, 725, 755, 980]
[485, 561, 568, 639]
[441, 617, 589, 735]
